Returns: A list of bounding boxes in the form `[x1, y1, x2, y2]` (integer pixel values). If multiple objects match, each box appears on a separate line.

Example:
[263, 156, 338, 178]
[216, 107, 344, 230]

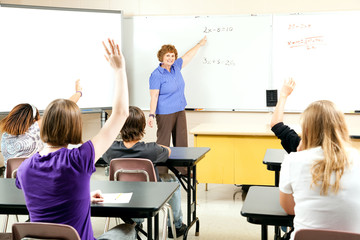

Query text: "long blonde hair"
[301, 100, 350, 195]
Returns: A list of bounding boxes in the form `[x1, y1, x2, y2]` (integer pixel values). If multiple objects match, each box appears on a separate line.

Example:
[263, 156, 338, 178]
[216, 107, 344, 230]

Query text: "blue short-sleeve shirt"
[149, 58, 187, 114]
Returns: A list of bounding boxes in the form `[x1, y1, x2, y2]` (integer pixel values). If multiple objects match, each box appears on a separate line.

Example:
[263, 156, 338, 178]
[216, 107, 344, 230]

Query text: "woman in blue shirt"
[148, 36, 207, 147]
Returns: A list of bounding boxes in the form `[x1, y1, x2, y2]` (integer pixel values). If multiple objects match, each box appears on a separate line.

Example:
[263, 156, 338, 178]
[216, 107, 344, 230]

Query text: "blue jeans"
[97, 223, 136, 240]
[160, 173, 183, 228]
[132, 174, 183, 228]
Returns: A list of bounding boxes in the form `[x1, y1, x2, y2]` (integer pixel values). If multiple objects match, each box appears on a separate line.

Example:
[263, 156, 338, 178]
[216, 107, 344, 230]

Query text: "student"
[0, 80, 82, 168]
[102, 106, 187, 238]
[279, 100, 360, 239]
[15, 39, 134, 240]
[270, 78, 301, 153]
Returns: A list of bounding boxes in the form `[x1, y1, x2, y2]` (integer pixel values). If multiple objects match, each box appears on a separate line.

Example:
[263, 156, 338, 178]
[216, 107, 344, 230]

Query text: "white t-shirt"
[280, 146, 360, 239]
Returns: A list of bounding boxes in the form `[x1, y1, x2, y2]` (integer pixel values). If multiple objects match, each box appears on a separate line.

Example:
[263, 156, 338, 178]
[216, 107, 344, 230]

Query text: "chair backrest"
[12, 222, 81, 240]
[109, 158, 157, 182]
[294, 229, 360, 240]
[6, 157, 27, 178]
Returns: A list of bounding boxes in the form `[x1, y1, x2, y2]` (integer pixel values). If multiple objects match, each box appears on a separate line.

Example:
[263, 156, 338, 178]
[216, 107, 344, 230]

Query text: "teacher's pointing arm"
[181, 36, 207, 68]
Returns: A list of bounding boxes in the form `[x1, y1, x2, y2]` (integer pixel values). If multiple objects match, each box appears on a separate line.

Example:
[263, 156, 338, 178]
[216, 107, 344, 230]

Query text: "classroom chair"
[3, 157, 27, 232]
[5, 157, 26, 179]
[12, 222, 81, 240]
[294, 229, 360, 240]
[106, 158, 176, 240]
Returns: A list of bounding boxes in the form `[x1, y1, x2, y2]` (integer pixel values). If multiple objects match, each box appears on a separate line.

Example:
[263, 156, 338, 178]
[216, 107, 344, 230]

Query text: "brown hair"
[301, 100, 351, 195]
[41, 99, 82, 146]
[120, 106, 145, 142]
[0, 103, 40, 135]
[157, 44, 178, 62]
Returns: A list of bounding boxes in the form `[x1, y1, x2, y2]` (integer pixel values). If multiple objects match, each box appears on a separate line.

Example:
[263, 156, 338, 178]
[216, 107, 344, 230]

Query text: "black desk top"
[241, 186, 293, 227]
[0, 179, 178, 218]
[163, 147, 210, 167]
[262, 149, 287, 171]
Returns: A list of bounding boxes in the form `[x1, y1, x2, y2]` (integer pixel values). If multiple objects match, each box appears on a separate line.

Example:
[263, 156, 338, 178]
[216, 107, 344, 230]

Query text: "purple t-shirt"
[149, 58, 187, 114]
[16, 141, 96, 240]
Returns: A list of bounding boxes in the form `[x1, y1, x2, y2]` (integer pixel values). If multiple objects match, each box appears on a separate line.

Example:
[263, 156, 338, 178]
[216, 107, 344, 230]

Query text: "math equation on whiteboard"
[202, 57, 235, 66]
[203, 26, 233, 33]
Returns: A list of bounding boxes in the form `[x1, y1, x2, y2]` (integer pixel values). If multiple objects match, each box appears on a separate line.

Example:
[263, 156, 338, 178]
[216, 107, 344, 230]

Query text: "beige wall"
[1, 0, 360, 165]
[2, 0, 360, 16]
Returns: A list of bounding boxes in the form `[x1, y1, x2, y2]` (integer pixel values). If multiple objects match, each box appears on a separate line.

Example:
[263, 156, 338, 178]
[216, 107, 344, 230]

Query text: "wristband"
[149, 114, 155, 118]
[76, 91, 82, 97]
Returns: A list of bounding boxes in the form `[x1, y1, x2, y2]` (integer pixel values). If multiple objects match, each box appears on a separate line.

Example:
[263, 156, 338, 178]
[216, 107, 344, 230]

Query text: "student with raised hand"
[0, 79, 82, 168]
[15, 39, 134, 240]
[270, 78, 301, 153]
[279, 100, 360, 239]
[103, 106, 187, 238]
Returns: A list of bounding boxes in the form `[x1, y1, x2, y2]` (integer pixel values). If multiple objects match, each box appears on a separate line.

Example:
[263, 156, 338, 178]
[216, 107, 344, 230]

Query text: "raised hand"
[102, 39, 125, 70]
[280, 78, 296, 98]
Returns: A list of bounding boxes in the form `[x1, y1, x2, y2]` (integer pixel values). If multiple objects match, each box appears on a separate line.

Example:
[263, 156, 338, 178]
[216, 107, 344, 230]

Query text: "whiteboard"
[273, 12, 360, 112]
[123, 15, 273, 111]
[0, 5, 122, 112]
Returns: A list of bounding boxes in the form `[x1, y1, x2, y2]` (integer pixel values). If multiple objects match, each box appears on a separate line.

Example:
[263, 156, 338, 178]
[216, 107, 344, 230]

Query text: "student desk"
[190, 123, 282, 186]
[241, 186, 294, 240]
[158, 147, 210, 240]
[263, 149, 288, 187]
[0, 179, 178, 240]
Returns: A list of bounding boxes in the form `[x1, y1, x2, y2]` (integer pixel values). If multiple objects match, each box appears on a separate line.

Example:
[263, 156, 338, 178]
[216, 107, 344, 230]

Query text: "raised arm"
[91, 39, 129, 161]
[270, 78, 296, 128]
[68, 79, 82, 103]
[181, 36, 207, 68]
[38, 80, 82, 128]
[148, 89, 159, 128]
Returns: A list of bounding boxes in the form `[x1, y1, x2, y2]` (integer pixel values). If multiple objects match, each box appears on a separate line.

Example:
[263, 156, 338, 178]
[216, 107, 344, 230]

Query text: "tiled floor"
[2, 167, 277, 240]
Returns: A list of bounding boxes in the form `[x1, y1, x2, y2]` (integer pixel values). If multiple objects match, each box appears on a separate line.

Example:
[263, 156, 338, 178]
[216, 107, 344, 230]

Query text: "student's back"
[281, 146, 360, 234]
[279, 100, 360, 239]
[16, 141, 95, 240]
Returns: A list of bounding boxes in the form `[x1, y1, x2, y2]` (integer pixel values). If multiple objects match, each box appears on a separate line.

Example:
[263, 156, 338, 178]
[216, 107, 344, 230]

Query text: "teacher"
[148, 36, 207, 148]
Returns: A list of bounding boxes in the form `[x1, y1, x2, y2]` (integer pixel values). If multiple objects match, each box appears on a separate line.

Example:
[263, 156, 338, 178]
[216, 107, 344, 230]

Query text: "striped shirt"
[1, 121, 44, 167]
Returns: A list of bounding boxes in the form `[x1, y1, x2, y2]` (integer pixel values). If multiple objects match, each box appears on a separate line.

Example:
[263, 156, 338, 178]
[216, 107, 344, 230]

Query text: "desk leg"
[261, 224, 268, 240]
[155, 214, 159, 240]
[193, 166, 200, 236]
[183, 165, 200, 240]
[275, 171, 279, 187]
[274, 226, 280, 240]
[147, 217, 153, 240]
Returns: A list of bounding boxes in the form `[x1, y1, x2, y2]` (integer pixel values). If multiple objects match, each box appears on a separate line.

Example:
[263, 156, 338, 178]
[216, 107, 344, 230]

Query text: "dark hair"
[0, 103, 40, 135]
[41, 99, 82, 146]
[157, 44, 178, 62]
[120, 106, 145, 142]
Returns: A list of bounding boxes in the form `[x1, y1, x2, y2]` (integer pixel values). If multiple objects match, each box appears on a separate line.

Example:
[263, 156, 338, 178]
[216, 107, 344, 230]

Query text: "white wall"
[2, 0, 360, 166]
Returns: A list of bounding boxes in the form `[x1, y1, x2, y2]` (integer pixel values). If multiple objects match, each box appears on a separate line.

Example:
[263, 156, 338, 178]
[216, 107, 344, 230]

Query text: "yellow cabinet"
[191, 124, 283, 186]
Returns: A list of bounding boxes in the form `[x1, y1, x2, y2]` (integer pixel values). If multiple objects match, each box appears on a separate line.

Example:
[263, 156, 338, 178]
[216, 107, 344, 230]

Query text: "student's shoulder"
[142, 141, 160, 148]
[287, 147, 322, 164]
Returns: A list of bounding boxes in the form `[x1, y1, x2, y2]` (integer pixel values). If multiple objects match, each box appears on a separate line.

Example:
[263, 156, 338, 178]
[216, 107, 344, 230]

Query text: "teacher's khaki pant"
[155, 110, 188, 147]
[156, 110, 188, 175]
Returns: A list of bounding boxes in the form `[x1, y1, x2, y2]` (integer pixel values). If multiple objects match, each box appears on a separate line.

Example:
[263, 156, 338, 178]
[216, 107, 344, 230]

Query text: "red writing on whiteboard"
[288, 36, 324, 50]
[288, 24, 312, 30]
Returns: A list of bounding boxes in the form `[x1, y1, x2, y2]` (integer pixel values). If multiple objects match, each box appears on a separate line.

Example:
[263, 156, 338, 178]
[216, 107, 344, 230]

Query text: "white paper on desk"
[101, 193, 133, 203]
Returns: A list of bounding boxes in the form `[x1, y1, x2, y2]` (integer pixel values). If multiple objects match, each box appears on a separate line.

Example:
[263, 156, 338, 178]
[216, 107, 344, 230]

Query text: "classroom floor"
[1, 167, 277, 240]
